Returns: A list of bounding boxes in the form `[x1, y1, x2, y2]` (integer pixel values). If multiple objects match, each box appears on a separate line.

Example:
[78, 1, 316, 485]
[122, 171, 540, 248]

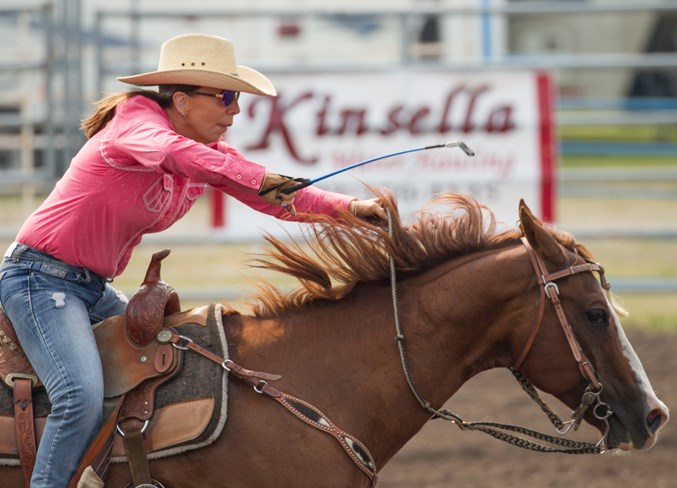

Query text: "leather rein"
[386, 211, 613, 454]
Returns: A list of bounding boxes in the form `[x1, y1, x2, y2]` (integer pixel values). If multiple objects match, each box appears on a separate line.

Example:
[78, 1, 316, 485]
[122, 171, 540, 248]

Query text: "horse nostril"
[646, 409, 662, 434]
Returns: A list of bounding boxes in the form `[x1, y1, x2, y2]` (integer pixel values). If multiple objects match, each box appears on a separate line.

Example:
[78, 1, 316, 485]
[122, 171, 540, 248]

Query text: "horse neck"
[351, 244, 528, 459]
[400, 244, 528, 389]
[228, 242, 530, 468]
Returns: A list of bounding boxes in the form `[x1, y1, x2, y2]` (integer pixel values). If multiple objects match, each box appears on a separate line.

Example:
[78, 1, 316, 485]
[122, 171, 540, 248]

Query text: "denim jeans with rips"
[0, 243, 128, 488]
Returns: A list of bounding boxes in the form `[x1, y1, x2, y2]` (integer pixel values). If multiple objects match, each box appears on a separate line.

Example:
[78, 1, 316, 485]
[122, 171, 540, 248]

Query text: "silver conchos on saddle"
[155, 329, 173, 344]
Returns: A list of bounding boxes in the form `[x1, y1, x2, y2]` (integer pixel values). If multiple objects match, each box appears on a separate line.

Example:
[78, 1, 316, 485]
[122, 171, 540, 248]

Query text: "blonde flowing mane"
[249, 191, 622, 318]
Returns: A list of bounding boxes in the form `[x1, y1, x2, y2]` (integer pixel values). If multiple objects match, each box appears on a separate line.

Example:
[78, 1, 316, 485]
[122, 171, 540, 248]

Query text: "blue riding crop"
[259, 141, 475, 196]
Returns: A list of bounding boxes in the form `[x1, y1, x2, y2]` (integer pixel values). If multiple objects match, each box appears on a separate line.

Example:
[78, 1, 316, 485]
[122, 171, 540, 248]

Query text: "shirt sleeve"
[105, 98, 266, 192]
[108, 96, 356, 221]
[211, 180, 355, 222]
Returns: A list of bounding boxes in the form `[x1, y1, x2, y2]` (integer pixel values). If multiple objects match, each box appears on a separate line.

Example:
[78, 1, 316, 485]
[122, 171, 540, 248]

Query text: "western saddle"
[0, 249, 185, 488]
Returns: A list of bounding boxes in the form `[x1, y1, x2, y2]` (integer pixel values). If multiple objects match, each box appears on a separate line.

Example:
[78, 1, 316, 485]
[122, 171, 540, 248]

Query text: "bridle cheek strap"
[515, 238, 603, 391]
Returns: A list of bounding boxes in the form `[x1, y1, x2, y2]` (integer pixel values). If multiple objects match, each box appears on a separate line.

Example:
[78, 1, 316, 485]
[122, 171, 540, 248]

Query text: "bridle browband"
[386, 210, 614, 453]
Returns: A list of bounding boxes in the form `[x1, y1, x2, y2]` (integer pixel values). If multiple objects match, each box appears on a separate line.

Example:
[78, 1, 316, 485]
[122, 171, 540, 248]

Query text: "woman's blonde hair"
[80, 85, 198, 139]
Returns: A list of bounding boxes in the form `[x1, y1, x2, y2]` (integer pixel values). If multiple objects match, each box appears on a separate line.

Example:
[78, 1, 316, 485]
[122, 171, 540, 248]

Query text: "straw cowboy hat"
[117, 33, 276, 96]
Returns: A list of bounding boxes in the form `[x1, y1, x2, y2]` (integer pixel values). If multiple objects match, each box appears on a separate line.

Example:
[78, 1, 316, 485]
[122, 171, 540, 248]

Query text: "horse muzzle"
[607, 400, 669, 451]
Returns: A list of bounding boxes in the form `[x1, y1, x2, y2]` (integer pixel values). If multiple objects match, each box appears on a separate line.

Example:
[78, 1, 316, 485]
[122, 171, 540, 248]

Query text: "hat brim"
[117, 65, 276, 96]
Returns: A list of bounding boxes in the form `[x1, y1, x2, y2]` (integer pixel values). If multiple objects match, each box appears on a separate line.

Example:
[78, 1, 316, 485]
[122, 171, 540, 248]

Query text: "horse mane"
[248, 191, 623, 318]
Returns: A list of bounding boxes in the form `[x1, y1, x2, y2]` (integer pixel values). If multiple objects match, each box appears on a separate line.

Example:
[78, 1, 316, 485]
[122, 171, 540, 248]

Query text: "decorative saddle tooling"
[0, 250, 235, 487]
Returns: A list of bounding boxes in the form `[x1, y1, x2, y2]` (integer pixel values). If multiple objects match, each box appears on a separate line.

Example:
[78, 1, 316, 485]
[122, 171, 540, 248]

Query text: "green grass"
[561, 154, 677, 169]
[570, 238, 677, 277]
[612, 293, 677, 331]
[559, 124, 677, 143]
[559, 124, 677, 169]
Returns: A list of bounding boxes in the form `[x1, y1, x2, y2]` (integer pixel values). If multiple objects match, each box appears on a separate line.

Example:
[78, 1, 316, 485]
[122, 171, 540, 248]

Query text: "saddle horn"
[125, 249, 181, 347]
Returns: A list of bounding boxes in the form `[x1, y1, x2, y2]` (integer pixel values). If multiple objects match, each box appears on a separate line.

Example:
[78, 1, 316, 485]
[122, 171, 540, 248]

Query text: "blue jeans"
[0, 243, 128, 488]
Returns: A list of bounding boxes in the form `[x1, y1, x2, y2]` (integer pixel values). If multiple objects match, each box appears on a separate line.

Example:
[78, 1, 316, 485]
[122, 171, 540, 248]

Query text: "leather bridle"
[514, 237, 608, 390]
[386, 210, 613, 453]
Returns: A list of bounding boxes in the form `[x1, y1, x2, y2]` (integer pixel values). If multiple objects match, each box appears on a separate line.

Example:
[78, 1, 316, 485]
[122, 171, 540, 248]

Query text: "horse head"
[516, 199, 669, 451]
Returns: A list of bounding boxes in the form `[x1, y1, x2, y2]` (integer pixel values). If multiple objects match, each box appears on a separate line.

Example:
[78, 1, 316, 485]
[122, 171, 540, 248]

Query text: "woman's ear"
[172, 91, 190, 117]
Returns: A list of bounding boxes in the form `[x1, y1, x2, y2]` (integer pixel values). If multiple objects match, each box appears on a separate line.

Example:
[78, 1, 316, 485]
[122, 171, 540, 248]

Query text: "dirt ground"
[377, 328, 675, 488]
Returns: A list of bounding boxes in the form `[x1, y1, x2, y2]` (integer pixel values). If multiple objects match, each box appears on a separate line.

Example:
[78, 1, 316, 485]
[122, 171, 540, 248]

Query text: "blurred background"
[0, 2, 676, 486]
[0, 0, 675, 321]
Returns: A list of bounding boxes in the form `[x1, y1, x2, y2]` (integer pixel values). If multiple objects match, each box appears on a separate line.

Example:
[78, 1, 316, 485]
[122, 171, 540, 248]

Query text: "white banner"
[219, 70, 555, 239]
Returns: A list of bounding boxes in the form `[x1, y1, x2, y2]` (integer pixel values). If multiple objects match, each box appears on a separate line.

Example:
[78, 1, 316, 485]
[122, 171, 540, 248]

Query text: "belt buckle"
[3, 242, 18, 259]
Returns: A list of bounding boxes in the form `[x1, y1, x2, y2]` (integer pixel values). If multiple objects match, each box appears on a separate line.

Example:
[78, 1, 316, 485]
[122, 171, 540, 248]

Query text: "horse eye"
[586, 308, 608, 327]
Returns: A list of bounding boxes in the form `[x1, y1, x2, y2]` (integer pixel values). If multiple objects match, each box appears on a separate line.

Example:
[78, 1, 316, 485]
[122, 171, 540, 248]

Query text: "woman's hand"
[348, 198, 387, 221]
[259, 173, 298, 215]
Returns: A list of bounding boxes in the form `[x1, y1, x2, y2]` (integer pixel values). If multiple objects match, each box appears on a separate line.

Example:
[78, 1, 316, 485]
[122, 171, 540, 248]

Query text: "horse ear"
[518, 200, 568, 266]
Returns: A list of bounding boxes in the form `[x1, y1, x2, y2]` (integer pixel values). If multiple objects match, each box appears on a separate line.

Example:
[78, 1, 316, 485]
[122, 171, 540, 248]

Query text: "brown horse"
[1, 194, 669, 487]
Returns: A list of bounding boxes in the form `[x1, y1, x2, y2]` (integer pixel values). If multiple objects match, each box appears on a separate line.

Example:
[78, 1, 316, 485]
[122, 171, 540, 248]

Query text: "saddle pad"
[0, 303, 232, 466]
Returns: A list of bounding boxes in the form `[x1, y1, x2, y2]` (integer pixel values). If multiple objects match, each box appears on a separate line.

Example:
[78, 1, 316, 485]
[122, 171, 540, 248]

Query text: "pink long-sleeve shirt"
[16, 95, 354, 278]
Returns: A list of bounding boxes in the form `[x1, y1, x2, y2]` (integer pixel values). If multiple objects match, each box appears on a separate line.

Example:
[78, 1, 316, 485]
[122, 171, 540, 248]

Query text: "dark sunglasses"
[191, 90, 240, 107]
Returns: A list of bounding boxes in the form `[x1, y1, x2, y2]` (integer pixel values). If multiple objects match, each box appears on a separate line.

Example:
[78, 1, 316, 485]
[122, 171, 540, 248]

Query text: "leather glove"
[258, 173, 301, 214]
